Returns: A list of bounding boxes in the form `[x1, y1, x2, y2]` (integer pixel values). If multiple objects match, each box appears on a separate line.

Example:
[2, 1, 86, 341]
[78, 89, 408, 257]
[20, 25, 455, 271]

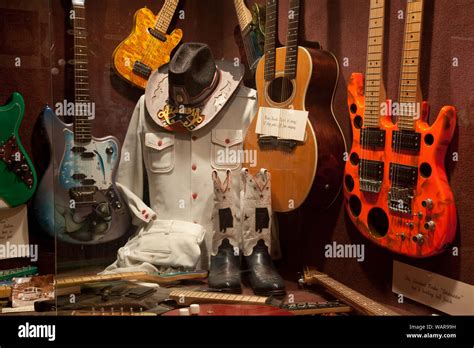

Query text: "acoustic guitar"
[344, 0, 457, 257]
[0, 92, 37, 208]
[301, 267, 399, 316]
[33, 0, 130, 244]
[243, 0, 317, 213]
[112, 0, 182, 89]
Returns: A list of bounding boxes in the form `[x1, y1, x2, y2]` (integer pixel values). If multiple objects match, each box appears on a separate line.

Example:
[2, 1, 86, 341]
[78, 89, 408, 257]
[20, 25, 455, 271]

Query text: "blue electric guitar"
[33, 0, 130, 244]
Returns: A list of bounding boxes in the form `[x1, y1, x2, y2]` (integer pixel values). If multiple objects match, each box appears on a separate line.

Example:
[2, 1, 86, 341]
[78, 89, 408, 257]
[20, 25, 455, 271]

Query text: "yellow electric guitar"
[112, 0, 182, 89]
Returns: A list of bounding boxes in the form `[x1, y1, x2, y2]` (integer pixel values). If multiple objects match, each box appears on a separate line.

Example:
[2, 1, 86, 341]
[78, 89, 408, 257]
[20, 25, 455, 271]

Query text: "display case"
[0, 0, 472, 326]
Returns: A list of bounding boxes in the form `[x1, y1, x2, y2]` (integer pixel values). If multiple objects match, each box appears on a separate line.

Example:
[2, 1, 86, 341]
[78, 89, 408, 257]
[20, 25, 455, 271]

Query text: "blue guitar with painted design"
[33, 0, 130, 244]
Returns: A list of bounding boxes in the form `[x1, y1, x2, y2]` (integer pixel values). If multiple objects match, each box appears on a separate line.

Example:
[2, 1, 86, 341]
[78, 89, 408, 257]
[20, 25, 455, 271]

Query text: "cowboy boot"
[208, 170, 242, 293]
[241, 168, 285, 296]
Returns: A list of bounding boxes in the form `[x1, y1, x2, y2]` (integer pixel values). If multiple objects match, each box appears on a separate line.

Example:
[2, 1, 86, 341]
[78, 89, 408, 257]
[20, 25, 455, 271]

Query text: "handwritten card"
[0, 205, 30, 260]
[392, 260, 474, 315]
[255, 107, 308, 142]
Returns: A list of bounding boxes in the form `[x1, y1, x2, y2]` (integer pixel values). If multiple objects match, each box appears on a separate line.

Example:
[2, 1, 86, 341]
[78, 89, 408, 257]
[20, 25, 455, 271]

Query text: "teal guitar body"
[0, 92, 37, 208]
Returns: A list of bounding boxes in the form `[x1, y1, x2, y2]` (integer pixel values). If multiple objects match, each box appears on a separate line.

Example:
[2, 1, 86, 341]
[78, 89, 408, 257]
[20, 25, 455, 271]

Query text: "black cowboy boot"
[208, 239, 242, 293]
[245, 240, 285, 296]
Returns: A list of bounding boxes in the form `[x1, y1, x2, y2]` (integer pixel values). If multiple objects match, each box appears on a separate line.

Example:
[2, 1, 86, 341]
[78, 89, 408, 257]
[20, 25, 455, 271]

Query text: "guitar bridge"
[148, 27, 166, 41]
[359, 160, 384, 193]
[389, 187, 414, 214]
[258, 136, 298, 152]
[69, 186, 98, 204]
[132, 61, 152, 79]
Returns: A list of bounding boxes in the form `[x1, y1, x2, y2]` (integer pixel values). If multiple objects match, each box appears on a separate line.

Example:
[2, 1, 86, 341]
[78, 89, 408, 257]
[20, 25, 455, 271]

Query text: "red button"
[192, 193, 198, 200]
[141, 210, 146, 214]
[192, 164, 197, 171]
[225, 138, 230, 144]
[158, 140, 163, 146]
[144, 214, 149, 219]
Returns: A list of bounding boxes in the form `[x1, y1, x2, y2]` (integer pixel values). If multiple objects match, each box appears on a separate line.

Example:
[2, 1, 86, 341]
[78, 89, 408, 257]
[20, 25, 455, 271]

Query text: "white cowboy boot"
[241, 168, 285, 296]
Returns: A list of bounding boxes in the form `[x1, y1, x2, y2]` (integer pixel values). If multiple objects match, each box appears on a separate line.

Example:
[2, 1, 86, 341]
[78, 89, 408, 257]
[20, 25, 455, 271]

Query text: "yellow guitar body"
[112, 7, 182, 89]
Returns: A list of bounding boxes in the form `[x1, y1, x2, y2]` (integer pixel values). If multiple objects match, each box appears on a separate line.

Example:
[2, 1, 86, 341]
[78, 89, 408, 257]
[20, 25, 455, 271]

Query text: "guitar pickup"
[81, 179, 96, 186]
[389, 163, 418, 187]
[72, 173, 86, 180]
[258, 136, 297, 152]
[391, 130, 421, 153]
[389, 187, 414, 214]
[148, 27, 167, 41]
[360, 128, 386, 149]
[71, 146, 86, 154]
[359, 159, 384, 193]
[80, 152, 95, 159]
[133, 61, 152, 79]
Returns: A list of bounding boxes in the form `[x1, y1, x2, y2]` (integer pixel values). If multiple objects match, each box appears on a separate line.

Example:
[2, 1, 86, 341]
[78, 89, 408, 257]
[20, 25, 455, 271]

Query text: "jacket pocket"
[143, 132, 175, 173]
[211, 129, 243, 171]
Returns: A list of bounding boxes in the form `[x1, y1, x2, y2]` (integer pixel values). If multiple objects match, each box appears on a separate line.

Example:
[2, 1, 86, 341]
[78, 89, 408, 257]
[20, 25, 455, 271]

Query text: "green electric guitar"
[0, 92, 37, 208]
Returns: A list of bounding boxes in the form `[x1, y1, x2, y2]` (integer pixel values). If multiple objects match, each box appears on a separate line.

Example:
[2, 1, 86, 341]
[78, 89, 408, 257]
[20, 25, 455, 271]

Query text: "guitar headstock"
[300, 266, 329, 286]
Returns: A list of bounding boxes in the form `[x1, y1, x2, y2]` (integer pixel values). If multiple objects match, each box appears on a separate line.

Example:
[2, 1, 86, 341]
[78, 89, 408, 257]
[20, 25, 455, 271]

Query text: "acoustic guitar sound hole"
[267, 77, 294, 104]
[367, 207, 389, 238]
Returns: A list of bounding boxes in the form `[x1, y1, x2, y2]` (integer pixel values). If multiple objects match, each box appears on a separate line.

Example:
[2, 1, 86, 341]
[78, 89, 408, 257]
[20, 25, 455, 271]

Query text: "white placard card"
[0, 205, 30, 260]
[255, 106, 308, 142]
[392, 260, 474, 315]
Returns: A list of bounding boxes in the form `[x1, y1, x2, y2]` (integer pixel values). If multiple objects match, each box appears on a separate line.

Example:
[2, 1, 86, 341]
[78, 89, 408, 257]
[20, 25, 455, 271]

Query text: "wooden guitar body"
[0, 92, 37, 208]
[304, 47, 346, 210]
[33, 107, 130, 244]
[112, 7, 182, 89]
[344, 73, 457, 257]
[244, 46, 317, 212]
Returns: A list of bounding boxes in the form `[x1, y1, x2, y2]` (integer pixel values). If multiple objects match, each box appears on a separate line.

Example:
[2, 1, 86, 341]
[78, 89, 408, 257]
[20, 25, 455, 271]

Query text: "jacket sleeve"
[117, 96, 145, 200]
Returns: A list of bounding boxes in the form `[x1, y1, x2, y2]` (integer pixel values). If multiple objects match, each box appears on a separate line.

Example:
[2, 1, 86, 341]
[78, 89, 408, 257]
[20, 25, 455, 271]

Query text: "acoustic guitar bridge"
[133, 61, 152, 79]
[148, 27, 167, 42]
[258, 136, 297, 152]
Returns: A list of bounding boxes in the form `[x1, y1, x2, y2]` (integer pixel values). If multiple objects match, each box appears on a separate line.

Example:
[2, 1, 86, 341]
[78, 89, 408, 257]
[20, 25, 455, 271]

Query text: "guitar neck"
[72, 1, 92, 143]
[169, 289, 268, 306]
[314, 275, 398, 316]
[55, 272, 147, 287]
[364, 0, 386, 128]
[398, 0, 424, 130]
[264, 0, 277, 81]
[284, 0, 300, 79]
[234, 0, 252, 31]
[155, 0, 179, 33]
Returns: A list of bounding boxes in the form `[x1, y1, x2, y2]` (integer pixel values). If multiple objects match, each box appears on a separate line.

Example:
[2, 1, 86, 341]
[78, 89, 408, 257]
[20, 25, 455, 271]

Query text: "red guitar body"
[344, 73, 457, 257]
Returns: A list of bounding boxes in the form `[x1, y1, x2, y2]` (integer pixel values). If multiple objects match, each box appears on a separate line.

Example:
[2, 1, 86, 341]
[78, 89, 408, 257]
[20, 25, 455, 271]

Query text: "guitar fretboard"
[363, 0, 386, 128]
[316, 275, 398, 316]
[170, 290, 268, 306]
[234, 0, 253, 31]
[55, 272, 147, 287]
[72, 3, 92, 143]
[264, 0, 277, 81]
[398, 0, 424, 130]
[154, 0, 179, 34]
[284, 0, 300, 79]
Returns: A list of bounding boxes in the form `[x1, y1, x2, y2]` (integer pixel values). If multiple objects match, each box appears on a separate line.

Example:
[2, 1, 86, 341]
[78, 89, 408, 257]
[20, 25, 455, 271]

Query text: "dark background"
[0, 0, 472, 315]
